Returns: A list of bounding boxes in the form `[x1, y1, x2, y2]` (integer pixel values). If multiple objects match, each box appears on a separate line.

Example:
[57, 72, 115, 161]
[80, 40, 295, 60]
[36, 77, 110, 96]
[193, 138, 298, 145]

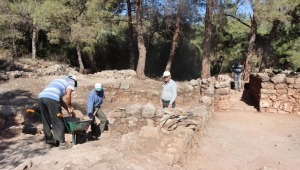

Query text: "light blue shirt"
[160, 79, 177, 104]
[38, 77, 75, 101]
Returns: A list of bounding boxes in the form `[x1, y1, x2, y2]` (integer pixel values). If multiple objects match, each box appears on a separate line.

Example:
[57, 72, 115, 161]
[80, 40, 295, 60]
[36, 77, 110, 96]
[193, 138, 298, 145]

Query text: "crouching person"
[38, 75, 77, 150]
[86, 83, 107, 139]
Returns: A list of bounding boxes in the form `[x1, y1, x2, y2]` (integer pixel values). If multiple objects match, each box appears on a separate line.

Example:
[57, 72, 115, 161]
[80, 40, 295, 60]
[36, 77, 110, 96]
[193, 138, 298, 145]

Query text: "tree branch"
[73, 0, 87, 21]
[225, 13, 250, 28]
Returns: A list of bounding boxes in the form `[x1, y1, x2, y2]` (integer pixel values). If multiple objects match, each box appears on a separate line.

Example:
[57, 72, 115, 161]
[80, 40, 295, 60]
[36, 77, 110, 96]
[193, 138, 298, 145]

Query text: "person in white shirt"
[159, 71, 177, 108]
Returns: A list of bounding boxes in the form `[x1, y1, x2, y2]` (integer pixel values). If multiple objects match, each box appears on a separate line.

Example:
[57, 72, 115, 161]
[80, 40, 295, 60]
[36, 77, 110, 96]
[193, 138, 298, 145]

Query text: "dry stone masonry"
[106, 77, 215, 166]
[0, 59, 228, 169]
[214, 75, 231, 111]
[250, 73, 300, 115]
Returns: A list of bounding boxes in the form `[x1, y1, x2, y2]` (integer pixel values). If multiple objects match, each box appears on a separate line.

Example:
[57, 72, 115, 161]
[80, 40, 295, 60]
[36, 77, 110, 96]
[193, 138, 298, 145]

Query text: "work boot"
[44, 142, 57, 149]
[59, 142, 73, 150]
[88, 131, 99, 140]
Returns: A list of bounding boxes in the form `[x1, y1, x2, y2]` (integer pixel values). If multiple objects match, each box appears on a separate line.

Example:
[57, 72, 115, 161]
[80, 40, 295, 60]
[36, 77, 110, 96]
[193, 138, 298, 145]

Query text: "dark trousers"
[162, 100, 176, 108]
[91, 108, 107, 134]
[38, 98, 64, 144]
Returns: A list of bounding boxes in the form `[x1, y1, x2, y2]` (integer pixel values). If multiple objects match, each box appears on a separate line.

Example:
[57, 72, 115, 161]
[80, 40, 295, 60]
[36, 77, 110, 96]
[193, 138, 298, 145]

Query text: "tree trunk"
[3, 1, 17, 64]
[165, 0, 182, 71]
[243, 8, 258, 81]
[11, 24, 17, 63]
[201, 0, 213, 78]
[32, 25, 37, 60]
[135, 0, 147, 79]
[126, 0, 135, 70]
[75, 41, 85, 74]
[259, 19, 280, 72]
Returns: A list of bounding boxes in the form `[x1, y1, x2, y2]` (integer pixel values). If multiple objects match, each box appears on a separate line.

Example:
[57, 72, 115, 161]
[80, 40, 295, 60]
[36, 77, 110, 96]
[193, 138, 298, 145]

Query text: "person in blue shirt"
[230, 61, 243, 92]
[86, 83, 107, 138]
[38, 75, 77, 150]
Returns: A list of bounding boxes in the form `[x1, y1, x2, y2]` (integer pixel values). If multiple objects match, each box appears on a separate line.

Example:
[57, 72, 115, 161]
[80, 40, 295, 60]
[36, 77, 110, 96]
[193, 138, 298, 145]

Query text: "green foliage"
[1, 0, 300, 79]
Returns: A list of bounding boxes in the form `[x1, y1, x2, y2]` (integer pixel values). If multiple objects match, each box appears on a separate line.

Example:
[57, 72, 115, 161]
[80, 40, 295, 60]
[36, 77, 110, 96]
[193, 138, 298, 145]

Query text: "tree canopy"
[0, 0, 299, 80]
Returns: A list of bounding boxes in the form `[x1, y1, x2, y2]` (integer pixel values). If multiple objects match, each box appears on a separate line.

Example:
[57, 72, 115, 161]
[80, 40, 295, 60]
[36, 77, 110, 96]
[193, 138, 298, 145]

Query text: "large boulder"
[257, 73, 270, 82]
[270, 74, 286, 84]
[139, 125, 160, 139]
[141, 103, 155, 118]
[125, 104, 143, 117]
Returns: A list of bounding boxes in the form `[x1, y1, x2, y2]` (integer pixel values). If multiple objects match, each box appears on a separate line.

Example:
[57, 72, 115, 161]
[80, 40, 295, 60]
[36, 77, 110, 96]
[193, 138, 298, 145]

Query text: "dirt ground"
[185, 90, 300, 170]
[1, 75, 300, 170]
[0, 75, 188, 170]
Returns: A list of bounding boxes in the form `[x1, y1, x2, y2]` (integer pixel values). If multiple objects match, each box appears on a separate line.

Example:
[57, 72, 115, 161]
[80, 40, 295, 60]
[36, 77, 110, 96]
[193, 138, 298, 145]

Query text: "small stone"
[160, 128, 170, 134]
[120, 82, 130, 90]
[190, 79, 199, 86]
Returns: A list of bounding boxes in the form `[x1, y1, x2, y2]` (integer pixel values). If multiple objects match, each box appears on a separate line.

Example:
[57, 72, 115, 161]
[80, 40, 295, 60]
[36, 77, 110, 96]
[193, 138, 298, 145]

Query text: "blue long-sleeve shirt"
[86, 89, 104, 118]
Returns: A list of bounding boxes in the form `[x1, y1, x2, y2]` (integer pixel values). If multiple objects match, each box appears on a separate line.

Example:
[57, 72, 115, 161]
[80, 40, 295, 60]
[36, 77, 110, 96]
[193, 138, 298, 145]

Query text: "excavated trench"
[1, 60, 225, 169]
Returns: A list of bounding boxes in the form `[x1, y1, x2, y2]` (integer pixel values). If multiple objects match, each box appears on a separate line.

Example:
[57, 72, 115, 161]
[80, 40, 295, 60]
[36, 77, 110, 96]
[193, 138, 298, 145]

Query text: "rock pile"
[250, 73, 300, 115]
[108, 99, 212, 165]
[87, 70, 137, 80]
[0, 111, 24, 137]
[0, 58, 74, 79]
[107, 103, 203, 135]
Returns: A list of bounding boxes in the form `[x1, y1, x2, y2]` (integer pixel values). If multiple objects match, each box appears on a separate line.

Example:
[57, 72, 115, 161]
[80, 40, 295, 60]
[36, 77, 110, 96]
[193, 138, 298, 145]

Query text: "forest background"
[0, 0, 300, 81]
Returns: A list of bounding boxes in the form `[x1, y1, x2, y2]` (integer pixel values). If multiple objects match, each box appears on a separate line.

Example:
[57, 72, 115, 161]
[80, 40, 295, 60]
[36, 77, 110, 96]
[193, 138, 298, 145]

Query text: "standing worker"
[230, 61, 243, 92]
[160, 71, 177, 108]
[38, 75, 77, 150]
[86, 83, 107, 139]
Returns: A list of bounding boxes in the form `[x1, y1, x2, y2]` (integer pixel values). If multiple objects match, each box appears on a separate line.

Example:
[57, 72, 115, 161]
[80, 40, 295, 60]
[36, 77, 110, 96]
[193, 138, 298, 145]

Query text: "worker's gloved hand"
[88, 113, 93, 119]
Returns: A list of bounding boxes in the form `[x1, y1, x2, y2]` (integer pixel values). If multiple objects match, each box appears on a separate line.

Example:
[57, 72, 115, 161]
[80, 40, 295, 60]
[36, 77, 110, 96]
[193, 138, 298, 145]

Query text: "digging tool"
[26, 109, 42, 120]
[91, 107, 99, 121]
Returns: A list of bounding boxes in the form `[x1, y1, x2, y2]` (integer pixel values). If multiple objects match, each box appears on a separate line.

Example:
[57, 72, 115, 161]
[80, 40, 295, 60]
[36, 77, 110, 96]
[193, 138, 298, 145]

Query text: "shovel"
[92, 107, 99, 121]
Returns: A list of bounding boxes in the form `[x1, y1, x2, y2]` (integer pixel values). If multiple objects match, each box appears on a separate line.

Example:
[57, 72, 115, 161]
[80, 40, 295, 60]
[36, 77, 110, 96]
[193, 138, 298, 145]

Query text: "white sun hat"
[95, 83, 102, 91]
[162, 71, 171, 77]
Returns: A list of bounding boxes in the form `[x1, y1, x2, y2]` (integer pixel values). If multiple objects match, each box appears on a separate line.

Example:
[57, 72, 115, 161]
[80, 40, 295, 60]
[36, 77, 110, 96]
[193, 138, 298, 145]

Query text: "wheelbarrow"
[26, 109, 92, 145]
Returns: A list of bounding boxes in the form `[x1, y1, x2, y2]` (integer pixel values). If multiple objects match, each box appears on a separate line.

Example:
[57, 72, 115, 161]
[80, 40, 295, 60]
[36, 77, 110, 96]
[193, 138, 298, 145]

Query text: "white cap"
[68, 75, 77, 81]
[95, 83, 102, 91]
[162, 71, 171, 77]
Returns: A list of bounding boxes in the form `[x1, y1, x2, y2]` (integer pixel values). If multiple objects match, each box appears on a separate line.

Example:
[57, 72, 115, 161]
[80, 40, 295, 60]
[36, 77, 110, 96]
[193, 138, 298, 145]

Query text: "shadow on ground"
[0, 90, 37, 106]
[241, 82, 259, 111]
[0, 90, 39, 141]
[0, 135, 47, 169]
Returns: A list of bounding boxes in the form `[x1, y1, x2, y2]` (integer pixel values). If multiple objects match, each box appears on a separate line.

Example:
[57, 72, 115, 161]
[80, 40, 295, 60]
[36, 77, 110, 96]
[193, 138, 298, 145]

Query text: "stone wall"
[105, 82, 200, 106]
[107, 103, 202, 135]
[250, 73, 300, 115]
[107, 77, 215, 165]
[179, 77, 216, 166]
[214, 75, 231, 111]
